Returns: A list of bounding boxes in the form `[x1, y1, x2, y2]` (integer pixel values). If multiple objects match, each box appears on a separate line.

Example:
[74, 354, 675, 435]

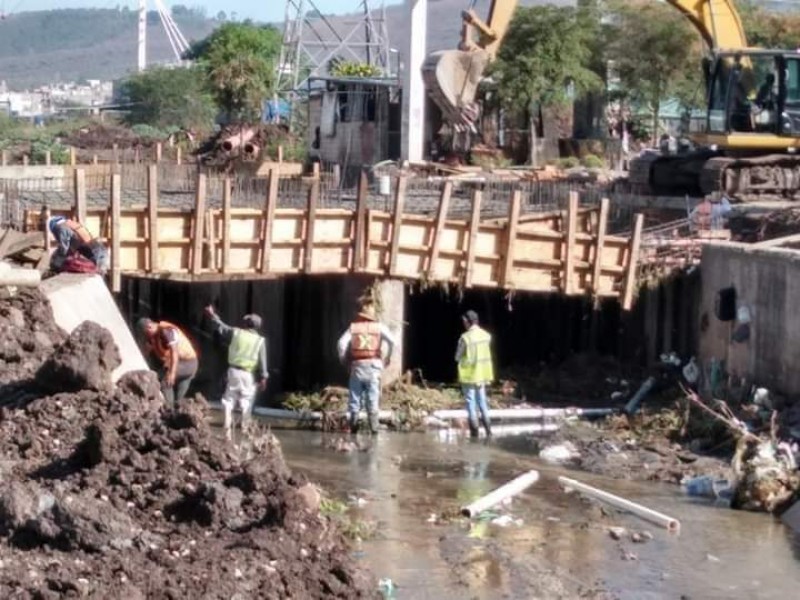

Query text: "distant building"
[306, 76, 402, 176]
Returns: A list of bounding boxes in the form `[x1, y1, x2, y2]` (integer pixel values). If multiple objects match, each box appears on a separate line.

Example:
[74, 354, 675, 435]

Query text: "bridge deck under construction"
[25, 168, 644, 309]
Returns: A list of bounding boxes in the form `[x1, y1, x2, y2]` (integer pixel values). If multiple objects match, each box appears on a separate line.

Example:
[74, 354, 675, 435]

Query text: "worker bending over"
[205, 305, 268, 439]
[45, 214, 109, 274]
[137, 318, 198, 407]
[456, 310, 494, 438]
[337, 300, 396, 435]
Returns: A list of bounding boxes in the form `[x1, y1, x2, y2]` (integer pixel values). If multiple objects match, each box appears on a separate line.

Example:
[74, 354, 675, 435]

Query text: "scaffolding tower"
[276, 0, 392, 128]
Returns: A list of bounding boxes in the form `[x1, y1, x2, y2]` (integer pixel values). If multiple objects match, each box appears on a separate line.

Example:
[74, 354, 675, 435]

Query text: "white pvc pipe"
[461, 470, 540, 518]
[559, 476, 681, 532]
[0, 268, 41, 287]
[432, 407, 615, 421]
[207, 403, 393, 422]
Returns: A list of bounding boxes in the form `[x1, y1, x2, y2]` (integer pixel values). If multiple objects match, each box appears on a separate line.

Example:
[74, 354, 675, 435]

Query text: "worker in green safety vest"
[456, 310, 494, 439]
[205, 305, 268, 439]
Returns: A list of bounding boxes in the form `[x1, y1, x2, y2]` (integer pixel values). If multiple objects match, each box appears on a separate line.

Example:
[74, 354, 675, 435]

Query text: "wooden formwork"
[25, 170, 643, 309]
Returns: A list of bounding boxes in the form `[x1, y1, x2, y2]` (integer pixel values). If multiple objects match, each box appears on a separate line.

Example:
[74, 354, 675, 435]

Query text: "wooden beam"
[22, 155, 28, 166]
[464, 189, 483, 288]
[303, 177, 320, 273]
[176, 146, 182, 166]
[205, 208, 217, 271]
[333, 164, 341, 188]
[622, 213, 644, 310]
[110, 173, 122, 293]
[501, 190, 522, 287]
[261, 170, 278, 273]
[147, 165, 159, 273]
[591, 198, 610, 296]
[41, 206, 52, 254]
[312, 161, 321, 179]
[1, 150, 7, 166]
[427, 181, 452, 276]
[192, 173, 207, 275]
[388, 175, 407, 276]
[73, 168, 87, 224]
[564, 191, 579, 294]
[155, 142, 163, 164]
[44, 150, 51, 166]
[353, 170, 369, 271]
[69, 147, 76, 166]
[222, 177, 233, 274]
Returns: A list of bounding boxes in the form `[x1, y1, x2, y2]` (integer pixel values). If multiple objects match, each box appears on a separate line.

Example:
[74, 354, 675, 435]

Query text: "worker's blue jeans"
[348, 370, 381, 417]
[462, 384, 490, 425]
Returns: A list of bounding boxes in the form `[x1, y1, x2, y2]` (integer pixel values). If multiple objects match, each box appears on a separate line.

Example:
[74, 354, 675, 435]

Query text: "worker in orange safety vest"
[137, 318, 199, 407]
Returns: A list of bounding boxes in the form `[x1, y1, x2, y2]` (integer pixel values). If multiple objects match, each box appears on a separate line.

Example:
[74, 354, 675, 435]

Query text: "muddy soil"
[0, 289, 378, 599]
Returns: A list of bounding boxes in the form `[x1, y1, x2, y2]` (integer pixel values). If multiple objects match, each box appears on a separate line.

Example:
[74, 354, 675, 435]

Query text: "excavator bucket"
[422, 48, 490, 131]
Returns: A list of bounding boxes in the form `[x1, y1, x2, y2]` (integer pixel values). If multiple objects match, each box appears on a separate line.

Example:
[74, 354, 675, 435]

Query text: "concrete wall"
[699, 243, 800, 395]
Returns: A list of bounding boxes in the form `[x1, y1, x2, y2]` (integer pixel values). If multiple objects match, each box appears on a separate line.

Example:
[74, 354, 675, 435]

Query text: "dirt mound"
[61, 123, 144, 150]
[0, 292, 378, 598]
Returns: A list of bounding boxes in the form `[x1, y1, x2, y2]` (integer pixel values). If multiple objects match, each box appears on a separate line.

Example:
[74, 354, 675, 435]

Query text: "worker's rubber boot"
[468, 418, 480, 439]
[349, 414, 360, 435]
[481, 416, 493, 438]
[368, 412, 380, 435]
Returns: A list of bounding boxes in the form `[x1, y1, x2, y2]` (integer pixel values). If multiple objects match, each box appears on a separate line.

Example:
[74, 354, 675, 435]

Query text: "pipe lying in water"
[558, 476, 681, 532]
[432, 407, 616, 421]
[461, 470, 540, 518]
[208, 403, 394, 422]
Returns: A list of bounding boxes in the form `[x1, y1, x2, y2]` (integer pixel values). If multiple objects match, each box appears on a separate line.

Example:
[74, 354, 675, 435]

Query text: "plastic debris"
[608, 527, 626, 540]
[378, 578, 396, 598]
[682, 476, 733, 502]
[491, 515, 523, 527]
[539, 442, 580, 463]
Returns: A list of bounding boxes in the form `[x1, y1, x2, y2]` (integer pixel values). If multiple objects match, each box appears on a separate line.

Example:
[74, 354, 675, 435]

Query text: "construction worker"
[456, 310, 494, 438]
[137, 318, 198, 407]
[204, 305, 267, 439]
[45, 214, 109, 274]
[337, 299, 396, 435]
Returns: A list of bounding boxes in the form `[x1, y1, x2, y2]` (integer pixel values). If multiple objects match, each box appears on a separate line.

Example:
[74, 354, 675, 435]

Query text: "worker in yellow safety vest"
[205, 305, 268, 439]
[337, 299, 397, 435]
[137, 318, 199, 407]
[456, 310, 494, 438]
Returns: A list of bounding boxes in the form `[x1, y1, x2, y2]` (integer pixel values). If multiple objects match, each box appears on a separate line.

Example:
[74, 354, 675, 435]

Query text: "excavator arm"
[423, 0, 749, 133]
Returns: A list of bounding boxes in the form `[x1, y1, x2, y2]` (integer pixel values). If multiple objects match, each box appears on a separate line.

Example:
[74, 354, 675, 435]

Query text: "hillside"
[0, 8, 218, 89]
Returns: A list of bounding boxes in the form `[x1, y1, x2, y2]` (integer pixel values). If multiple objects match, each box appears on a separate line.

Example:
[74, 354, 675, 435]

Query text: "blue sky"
[2, 1, 401, 22]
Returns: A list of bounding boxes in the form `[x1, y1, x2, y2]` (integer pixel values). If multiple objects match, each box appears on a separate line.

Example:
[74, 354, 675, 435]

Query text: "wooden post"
[1, 149, 7, 166]
[44, 150, 51, 166]
[41, 206, 52, 253]
[333, 164, 341, 188]
[353, 170, 369, 271]
[222, 177, 233, 273]
[622, 213, 644, 310]
[110, 173, 122, 293]
[176, 146, 182, 166]
[192, 173, 207, 275]
[147, 165, 159, 273]
[428, 181, 452, 276]
[92, 155, 98, 165]
[73, 168, 87, 224]
[388, 175, 407, 275]
[501, 190, 522, 287]
[69, 147, 76, 166]
[112, 143, 119, 165]
[155, 142, 163, 164]
[205, 208, 217, 271]
[312, 161, 321, 179]
[260, 170, 278, 273]
[22, 155, 29, 166]
[591, 198, 610, 295]
[277, 145, 284, 165]
[134, 147, 140, 164]
[464, 189, 483, 288]
[564, 191, 579, 295]
[303, 177, 320, 273]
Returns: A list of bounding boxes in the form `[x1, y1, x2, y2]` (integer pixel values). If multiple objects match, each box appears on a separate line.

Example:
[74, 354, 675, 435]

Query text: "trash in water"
[539, 441, 580, 463]
[491, 515, 523, 527]
[378, 578, 396, 598]
[608, 526, 626, 540]
[682, 475, 733, 503]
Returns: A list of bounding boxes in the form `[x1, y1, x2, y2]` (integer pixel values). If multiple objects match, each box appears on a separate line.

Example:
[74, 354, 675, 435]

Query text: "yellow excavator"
[422, 0, 800, 198]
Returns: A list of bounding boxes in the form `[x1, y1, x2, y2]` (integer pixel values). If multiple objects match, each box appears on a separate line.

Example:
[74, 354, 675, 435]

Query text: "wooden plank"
[155, 142, 163, 163]
[176, 147, 182, 166]
[622, 213, 644, 310]
[591, 198, 610, 295]
[206, 208, 217, 271]
[303, 177, 320, 273]
[564, 191, 579, 294]
[1, 150, 7, 166]
[261, 170, 278, 273]
[69, 147, 76, 166]
[427, 181, 452, 275]
[110, 174, 122, 292]
[353, 170, 369, 271]
[73, 168, 87, 224]
[192, 173, 207, 274]
[44, 151, 51, 166]
[41, 206, 52, 253]
[147, 165, 159, 273]
[222, 177, 233, 273]
[388, 176, 408, 275]
[464, 189, 482, 288]
[501, 190, 522, 287]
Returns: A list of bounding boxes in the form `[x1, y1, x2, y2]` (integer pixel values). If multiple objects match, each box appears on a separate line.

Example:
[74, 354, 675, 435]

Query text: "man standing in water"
[337, 299, 397, 435]
[456, 310, 494, 438]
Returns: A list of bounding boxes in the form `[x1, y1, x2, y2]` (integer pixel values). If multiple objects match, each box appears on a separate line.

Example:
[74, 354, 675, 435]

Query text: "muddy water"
[273, 429, 800, 599]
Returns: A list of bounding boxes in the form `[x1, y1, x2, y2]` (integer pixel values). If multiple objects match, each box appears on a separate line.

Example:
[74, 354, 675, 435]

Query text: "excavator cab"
[705, 51, 800, 138]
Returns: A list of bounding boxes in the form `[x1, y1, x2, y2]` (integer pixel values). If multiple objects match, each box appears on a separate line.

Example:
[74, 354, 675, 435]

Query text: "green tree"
[605, 0, 702, 143]
[121, 66, 216, 133]
[491, 6, 601, 166]
[739, 1, 800, 49]
[186, 23, 282, 122]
